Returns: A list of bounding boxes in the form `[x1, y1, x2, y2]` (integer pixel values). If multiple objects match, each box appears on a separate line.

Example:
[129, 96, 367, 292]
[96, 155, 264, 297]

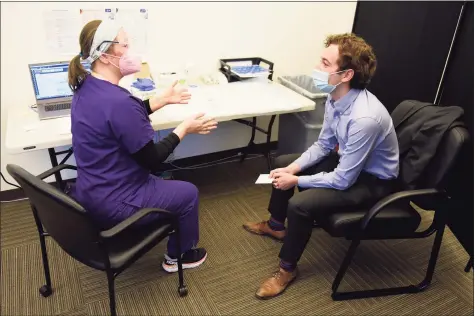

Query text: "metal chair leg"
[417, 225, 445, 290]
[332, 240, 360, 294]
[32, 205, 53, 297]
[106, 270, 117, 316]
[38, 231, 53, 297]
[174, 220, 188, 297]
[332, 226, 446, 301]
[464, 257, 473, 273]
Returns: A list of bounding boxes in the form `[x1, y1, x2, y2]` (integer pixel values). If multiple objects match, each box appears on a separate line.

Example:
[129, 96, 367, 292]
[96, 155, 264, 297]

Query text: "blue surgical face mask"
[311, 69, 346, 94]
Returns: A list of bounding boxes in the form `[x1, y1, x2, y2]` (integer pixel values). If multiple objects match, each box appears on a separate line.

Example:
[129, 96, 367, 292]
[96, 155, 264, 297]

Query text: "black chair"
[318, 124, 470, 300]
[6, 164, 188, 316]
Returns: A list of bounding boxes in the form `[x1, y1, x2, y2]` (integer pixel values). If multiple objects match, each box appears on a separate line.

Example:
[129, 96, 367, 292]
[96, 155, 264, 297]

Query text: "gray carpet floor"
[1, 158, 473, 315]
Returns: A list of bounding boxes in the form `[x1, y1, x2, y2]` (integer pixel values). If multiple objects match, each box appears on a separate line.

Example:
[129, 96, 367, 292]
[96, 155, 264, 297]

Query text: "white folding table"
[5, 80, 316, 187]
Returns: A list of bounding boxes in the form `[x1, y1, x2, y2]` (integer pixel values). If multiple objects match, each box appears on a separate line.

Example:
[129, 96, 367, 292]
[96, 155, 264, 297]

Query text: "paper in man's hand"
[255, 174, 274, 184]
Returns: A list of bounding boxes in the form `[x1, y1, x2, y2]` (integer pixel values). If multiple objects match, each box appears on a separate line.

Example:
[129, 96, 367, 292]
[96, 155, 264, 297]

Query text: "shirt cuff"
[297, 175, 312, 188]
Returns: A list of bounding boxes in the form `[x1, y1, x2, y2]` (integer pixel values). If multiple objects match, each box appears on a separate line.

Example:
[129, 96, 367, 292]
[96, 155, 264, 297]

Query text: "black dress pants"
[267, 153, 396, 264]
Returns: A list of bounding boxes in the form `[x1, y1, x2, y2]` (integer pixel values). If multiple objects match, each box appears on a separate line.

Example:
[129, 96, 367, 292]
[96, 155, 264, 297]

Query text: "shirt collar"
[328, 89, 361, 114]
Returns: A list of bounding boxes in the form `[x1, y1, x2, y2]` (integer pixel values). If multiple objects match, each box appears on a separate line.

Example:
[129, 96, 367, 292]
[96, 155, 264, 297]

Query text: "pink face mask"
[103, 51, 142, 76]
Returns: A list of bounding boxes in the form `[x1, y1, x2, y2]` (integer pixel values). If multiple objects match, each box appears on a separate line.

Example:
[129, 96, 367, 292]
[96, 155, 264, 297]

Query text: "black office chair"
[6, 164, 188, 316]
[318, 123, 470, 301]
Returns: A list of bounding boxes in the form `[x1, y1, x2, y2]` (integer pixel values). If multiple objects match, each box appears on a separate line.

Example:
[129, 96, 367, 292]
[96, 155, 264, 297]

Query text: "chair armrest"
[37, 164, 77, 180]
[100, 208, 176, 239]
[360, 188, 446, 232]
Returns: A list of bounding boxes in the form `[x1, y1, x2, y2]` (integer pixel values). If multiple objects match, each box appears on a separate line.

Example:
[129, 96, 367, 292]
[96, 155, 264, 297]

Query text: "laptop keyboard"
[45, 103, 71, 112]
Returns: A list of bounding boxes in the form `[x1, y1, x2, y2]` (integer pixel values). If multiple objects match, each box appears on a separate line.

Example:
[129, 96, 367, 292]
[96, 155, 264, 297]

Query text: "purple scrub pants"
[109, 178, 200, 258]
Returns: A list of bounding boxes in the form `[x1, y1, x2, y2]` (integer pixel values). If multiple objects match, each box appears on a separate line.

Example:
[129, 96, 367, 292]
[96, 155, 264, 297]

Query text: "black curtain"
[439, 1, 474, 133]
[352, 1, 464, 113]
[352, 1, 474, 258]
[438, 1, 474, 257]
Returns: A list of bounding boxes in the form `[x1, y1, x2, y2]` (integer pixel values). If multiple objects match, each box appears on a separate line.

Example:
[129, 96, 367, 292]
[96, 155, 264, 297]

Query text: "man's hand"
[269, 163, 301, 178]
[269, 167, 291, 178]
[272, 172, 299, 190]
[149, 81, 192, 112]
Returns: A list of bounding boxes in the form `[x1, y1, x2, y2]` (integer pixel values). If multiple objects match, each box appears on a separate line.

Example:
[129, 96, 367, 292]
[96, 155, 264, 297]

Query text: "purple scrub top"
[70, 74, 155, 225]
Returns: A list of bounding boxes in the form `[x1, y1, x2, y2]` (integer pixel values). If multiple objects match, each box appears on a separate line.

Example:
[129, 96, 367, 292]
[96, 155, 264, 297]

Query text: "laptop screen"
[29, 62, 91, 101]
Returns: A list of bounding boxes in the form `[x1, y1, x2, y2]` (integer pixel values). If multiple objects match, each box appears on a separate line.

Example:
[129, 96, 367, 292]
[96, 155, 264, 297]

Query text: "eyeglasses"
[95, 40, 129, 51]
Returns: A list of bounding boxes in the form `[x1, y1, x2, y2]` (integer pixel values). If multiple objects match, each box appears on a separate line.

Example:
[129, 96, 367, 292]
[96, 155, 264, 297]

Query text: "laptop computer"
[28, 61, 91, 120]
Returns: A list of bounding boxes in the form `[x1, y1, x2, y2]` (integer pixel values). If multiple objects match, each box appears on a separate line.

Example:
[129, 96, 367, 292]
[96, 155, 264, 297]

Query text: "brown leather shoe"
[255, 268, 298, 300]
[242, 221, 286, 241]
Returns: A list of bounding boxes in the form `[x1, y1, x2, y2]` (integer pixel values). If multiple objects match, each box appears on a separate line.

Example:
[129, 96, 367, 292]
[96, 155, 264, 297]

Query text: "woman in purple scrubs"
[67, 20, 217, 272]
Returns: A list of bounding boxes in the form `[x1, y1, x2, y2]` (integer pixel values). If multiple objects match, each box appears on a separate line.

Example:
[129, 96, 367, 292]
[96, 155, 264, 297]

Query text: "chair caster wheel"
[178, 286, 188, 297]
[39, 285, 52, 297]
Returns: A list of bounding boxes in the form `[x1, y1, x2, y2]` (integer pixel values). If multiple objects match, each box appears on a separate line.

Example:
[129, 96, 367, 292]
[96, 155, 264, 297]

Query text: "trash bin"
[277, 75, 328, 156]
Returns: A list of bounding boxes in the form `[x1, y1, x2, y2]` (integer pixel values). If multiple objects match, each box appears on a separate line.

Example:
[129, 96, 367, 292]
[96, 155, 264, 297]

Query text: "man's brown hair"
[325, 33, 377, 90]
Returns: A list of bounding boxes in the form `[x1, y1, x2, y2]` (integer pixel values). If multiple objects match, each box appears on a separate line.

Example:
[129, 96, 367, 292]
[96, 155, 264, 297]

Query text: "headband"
[86, 19, 122, 64]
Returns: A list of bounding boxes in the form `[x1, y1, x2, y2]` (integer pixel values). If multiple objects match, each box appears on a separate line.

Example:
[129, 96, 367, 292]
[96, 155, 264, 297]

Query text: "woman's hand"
[183, 113, 218, 134]
[149, 81, 192, 112]
[173, 113, 218, 139]
[162, 80, 191, 104]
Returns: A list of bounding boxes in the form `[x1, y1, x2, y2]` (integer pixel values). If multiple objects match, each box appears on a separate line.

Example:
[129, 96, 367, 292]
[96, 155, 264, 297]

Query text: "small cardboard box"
[134, 62, 153, 80]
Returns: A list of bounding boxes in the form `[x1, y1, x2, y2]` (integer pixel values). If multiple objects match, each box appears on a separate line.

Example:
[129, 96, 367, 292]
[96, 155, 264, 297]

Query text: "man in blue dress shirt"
[243, 33, 400, 299]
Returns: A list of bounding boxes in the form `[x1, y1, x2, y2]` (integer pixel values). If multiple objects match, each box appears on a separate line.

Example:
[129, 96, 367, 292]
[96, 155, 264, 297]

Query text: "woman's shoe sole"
[162, 253, 208, 273]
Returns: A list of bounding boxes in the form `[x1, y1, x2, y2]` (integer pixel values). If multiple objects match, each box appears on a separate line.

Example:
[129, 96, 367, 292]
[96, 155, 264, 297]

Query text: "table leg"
[47, 147, 74, 191]
[58, 148, 74, 165]
[48, 148, 64, 190]
[264, 115, 276, 171]
[233, 115, 276, 171]
[240, 117, 257, 163]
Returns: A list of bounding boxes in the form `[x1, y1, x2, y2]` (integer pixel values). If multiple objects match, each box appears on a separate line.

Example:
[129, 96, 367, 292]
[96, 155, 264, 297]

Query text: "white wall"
[0, 1, 357, 191]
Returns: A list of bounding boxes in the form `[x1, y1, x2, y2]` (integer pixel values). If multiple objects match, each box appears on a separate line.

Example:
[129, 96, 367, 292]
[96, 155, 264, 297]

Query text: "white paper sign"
[80, 8, 117, 26]
[43, 9, 82, 56]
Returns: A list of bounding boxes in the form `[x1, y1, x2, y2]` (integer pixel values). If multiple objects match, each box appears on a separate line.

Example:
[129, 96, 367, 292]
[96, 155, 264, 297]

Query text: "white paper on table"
[255, 174, 274, 184]
[57, 117, 72, 135]
[43, 9, 82, 56]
